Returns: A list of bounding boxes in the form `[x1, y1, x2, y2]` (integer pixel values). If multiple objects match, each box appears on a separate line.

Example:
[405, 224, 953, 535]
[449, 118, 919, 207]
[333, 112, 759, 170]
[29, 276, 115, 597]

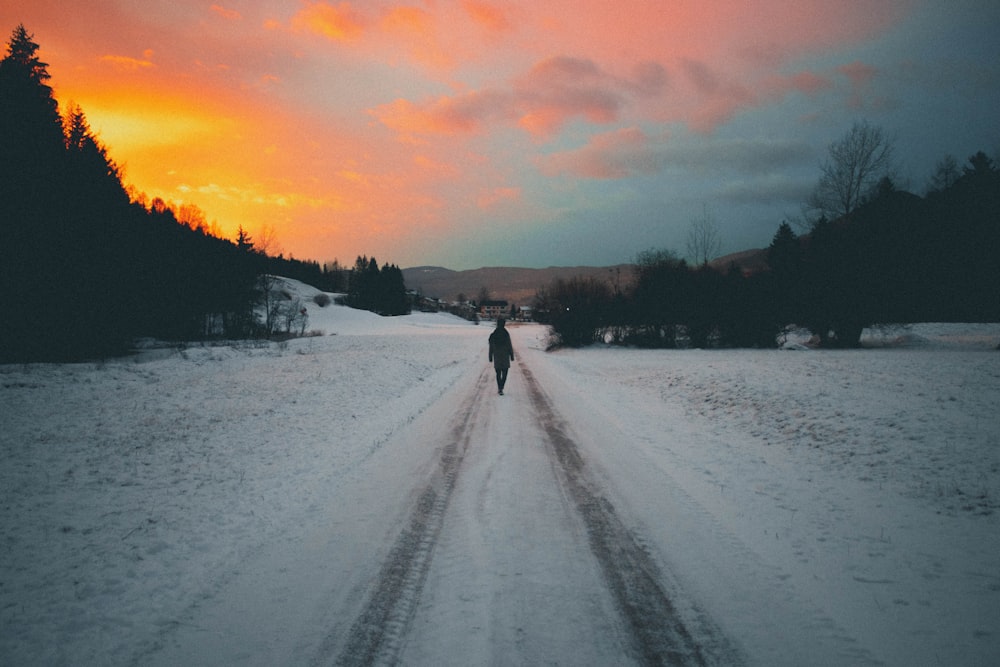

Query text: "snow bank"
[1, 292, 486, 665]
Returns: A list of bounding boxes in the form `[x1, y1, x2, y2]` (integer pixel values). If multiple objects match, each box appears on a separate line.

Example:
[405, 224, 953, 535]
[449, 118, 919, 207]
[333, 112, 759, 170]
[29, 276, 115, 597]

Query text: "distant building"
[479, 300, 509, 320]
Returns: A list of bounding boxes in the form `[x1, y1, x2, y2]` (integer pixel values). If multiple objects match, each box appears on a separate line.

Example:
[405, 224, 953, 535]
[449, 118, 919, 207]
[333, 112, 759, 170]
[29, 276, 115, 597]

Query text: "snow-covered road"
[2, 286, 998, 665]
[141, 328, 737, 666]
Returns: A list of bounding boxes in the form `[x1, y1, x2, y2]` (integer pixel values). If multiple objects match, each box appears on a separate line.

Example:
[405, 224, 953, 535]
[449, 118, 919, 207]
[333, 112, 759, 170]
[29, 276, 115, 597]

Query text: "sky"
[3, 1, 999, 270]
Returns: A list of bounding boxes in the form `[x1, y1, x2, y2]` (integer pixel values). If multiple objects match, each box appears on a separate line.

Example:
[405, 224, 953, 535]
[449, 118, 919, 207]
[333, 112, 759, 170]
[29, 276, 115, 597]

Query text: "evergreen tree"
[0, 24, 64, 188]
[766, 222, 800, 280]
[765, 221, 803, 327]
[1, 25, 71, 359]
[378, 263, 410, 316]
[58, 103, 139, 355]
[236, 225, 254, 252]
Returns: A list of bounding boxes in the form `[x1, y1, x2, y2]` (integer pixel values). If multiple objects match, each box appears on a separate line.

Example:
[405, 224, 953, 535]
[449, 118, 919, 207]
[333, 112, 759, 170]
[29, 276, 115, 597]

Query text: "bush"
[538, 276, 613, 347]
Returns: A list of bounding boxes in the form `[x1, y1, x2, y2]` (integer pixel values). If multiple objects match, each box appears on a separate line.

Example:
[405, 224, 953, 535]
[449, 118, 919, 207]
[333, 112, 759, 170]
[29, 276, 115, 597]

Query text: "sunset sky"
[3, 1, 998, 269]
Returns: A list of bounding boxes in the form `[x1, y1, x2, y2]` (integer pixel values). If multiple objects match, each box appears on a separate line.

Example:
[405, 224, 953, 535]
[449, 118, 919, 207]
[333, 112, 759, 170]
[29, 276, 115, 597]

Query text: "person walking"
[488, 317, 515, 395]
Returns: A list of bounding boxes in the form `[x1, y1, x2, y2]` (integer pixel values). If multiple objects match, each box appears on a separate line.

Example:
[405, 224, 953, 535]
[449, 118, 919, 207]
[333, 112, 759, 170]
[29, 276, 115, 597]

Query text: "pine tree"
[0, 25, 65, 191]
[766, 221, 800, 279]
[1, 25, 71, 359]
[378, 263, 410, 316]
[63, 103, 129, 208]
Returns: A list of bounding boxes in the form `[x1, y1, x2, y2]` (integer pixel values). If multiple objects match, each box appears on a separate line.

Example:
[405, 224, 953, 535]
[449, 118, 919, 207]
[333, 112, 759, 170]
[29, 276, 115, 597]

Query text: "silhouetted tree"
[0, 25, 64, 187]
[344, 256, 409, 315]
[542, 276, 613, 347]
[377, 263, 410, 316]
[686, 204, 722, 266]
[766, 222, 800, 278]
[809, 120, 894, 222]
[927, 154, 960, 194]
[628, 248, 687, 347]
[1, 25, 69, 358]
[236, 225, 254, 252]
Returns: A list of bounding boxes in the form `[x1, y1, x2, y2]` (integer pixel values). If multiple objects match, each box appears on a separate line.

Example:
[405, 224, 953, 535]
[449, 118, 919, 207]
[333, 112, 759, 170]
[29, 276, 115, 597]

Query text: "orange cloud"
[413, 153, 461, 179]
[293, 1, 365, 42]
[379, 4, 457, 71]
[381, 5, 431, 34]
[210, 5, 241, 21]
[100, 53, 155, 71]
[461, 0, 511, 33]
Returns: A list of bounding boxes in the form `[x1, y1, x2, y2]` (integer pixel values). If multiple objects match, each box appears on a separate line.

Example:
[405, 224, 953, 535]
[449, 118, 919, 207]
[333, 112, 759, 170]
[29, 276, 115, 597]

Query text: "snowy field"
[2, 277, 998, 666]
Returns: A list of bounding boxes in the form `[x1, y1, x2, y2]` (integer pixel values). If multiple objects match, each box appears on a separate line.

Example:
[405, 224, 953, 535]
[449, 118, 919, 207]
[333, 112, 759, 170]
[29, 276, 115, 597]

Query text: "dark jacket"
[488, 327, 514, 369]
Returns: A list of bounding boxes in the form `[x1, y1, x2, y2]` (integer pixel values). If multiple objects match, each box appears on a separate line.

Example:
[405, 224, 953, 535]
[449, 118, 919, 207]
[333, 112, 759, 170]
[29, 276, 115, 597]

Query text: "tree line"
[537, 125, 1000, 349]
[344, 256, 409, 316]
[0, 25, 406, 362]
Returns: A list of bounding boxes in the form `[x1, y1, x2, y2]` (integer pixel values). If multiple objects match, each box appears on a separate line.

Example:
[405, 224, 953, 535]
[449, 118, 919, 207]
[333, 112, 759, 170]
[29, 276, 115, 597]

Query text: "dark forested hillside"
[1, 26, 260, 361]
[0, 26, 409, 360]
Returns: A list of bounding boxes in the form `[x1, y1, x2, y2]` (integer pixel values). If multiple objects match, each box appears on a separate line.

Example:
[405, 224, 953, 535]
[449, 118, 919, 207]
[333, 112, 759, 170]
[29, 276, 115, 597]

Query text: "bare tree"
[685, 204, 722, 266]
[254, 223, 283, 257]
[809, 120, 894, 221]
[257, 273, 280, 336]
[927, 154, 960, 193]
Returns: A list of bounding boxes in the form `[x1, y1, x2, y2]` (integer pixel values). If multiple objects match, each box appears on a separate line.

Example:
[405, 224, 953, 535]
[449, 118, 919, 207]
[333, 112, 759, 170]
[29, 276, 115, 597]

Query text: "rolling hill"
[403, 249, 768, 306]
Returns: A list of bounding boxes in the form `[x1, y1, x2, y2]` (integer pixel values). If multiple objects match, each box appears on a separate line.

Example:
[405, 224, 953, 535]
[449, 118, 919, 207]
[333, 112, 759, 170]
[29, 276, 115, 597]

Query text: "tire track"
[521, 362, 740, 666]
[320, 369, 492, 667]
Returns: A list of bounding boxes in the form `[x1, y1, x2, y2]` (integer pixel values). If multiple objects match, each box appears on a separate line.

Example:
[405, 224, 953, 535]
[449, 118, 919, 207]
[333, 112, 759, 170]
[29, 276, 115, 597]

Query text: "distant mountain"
[402, 265, 634, 305]
[403, 251, 773, 305]
[708, 248, 769, 274]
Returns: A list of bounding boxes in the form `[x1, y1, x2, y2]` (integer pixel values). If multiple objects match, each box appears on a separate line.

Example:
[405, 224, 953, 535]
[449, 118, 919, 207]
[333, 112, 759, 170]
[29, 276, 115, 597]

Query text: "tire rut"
[320, 369, 492, 667]
[521, 362, 740, 666]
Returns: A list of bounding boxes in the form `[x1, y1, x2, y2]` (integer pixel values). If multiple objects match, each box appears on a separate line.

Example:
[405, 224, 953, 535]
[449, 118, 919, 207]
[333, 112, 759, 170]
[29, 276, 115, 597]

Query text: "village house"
[478, 300, 509, 320]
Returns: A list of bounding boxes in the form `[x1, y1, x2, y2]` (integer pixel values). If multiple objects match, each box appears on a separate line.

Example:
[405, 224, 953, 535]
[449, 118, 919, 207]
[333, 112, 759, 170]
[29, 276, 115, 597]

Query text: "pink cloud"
[378, 5, 458, 70]
[368, 15, 884, 142]
[678, 65, 836, 134]
[373, 56, 666, 140]
[837, 60, 880, 109]
[783, 70, 832, 95]
[380, 5, 432, 36]
[513, 57, 627, 135]
[372, 90, 514, 137]
[477, 186, 521, 209]
[461, 0, 511, 33]
[838, 60, 878, 87]
[538, 127, 662, 179]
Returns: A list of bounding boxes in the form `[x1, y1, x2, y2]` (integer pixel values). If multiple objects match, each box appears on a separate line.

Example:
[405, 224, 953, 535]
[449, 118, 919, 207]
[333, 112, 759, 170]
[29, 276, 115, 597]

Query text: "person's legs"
[495, 367, 508, 393]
